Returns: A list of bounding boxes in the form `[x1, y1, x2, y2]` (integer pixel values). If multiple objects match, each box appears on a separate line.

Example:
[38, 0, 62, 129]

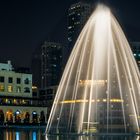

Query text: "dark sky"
[0, 0, 140, 67]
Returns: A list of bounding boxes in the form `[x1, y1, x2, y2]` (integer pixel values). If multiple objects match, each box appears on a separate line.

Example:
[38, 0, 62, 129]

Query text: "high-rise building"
[31, 41, 63, 89]
[130, 42, 140, 69]
[67, 2, 93, 52]
[31, 47, 42, 88]
[41, 41, 63, 89]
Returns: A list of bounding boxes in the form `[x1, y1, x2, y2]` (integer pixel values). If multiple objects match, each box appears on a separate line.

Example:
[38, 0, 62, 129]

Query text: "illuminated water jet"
[46, 4, 140, 135]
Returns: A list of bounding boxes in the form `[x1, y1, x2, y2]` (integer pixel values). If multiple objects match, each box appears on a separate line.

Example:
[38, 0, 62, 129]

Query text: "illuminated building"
[39, 85, 58, 119]
[41, 41, 62, 88]
[130, 42, 140, 69]
[67, 2, 93, 53]
[0, 61, 32, 98]
[130, 42, 140, 109]
[31, 41, 63, 89]
[0, 61, 47, 125]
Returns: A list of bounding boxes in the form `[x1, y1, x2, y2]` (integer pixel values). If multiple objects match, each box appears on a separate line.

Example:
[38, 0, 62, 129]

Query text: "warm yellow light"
[110, 99, 124, 103]
[22, 100, 27, 104]
[8, 85, 13, 92]
[76, 100, 88, 103]
[103, 99, 107, 102]
[32, 86, 38, 89]
[60, 98, 123, 104]
[0, 84, 4, 91]
[14, 99, 17, 104]
[97, 99, 100, 102]
[79, 80, 107, 86]
[6, 111, 12, 115]
[129, 114, 140, 119]
[92, 100, 95, 102]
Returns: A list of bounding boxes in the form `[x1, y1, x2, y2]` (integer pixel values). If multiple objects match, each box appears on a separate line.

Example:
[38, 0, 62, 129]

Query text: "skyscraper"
[130, 42, 140, 69]
[31, 41, 63, 89]
[41, 41, 63, 89]
[31, 46, 42, 88]
[67, 2, 93, 52]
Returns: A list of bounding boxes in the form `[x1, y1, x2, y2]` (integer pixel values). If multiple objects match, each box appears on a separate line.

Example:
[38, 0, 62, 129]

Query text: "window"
[0, 84, 4, 91]
[17, 78, 21, 84]
[0, 77, 4, 82]
[8, 77, 13, 83]
[13, 99, 18, 105]
[24, 78, 29, 84]
[16, 86, 21, 93]
[47, 89, 53, 95]
[33, 92, 37, 97]
[8, 86, 13, 92]
[24, 87, 30, 93]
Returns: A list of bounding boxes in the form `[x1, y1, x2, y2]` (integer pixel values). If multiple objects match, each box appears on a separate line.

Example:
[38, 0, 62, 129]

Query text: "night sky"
[0, 0, 140, 67]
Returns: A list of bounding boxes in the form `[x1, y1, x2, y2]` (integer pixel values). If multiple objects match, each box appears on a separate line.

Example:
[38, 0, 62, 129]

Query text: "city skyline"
[0, 0, 140, 67]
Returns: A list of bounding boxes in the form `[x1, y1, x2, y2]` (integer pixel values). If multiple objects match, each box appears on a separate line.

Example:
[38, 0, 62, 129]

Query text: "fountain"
[46, 4, 140, 135]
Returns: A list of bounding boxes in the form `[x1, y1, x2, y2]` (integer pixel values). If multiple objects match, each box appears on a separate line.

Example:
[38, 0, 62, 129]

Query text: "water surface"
[0, 129, 139, 140]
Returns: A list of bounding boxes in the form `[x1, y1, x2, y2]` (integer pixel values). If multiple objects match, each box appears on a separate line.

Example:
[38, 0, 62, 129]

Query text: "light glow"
[60, 98, 123, 104]
[46, 4, 140, 135]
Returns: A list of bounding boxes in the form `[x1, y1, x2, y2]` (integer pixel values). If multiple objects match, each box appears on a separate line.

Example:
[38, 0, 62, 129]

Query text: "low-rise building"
[0, 61, 47, 125]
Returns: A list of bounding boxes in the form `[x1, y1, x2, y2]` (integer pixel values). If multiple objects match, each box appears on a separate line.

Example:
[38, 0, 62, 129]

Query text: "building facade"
[0, 66, 32, 98]
[41, 42, 63, 89]
[31, 41, 63, 90]
[39, 85, 58, 119]
[67, 2, 93, 53]
[0, 61, 47, 125]
[130, 42, 140, 69]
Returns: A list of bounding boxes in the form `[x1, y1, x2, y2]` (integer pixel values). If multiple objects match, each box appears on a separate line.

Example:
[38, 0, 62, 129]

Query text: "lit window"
[0, 85, 4, 91]
[68, 26, 72, 29]
[134, 53, 136, 56]
[14, 99, 18, 104]
[16, 86, 21, 93]
[22, 100, 25, 104]
[53, 64, 56, 67]
[8, 86, 13, 92]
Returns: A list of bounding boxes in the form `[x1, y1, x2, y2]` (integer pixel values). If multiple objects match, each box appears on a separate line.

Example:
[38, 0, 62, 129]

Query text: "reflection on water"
[0, 129, 139, 140]
[47, 135, 140, 140]
[32, 132, 37, 140]
[0, 129, 45, 140]
[15, 132, 20, 140]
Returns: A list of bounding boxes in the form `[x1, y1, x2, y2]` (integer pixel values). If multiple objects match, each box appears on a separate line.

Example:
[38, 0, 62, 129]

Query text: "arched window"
[24, 78, 29, 84]
[15, 110, 21, 124]
[32, 111, 38, 123]
[6, 110, 13, 124]
[40, 111, 45, 124]
[24, 112, 30, 124]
